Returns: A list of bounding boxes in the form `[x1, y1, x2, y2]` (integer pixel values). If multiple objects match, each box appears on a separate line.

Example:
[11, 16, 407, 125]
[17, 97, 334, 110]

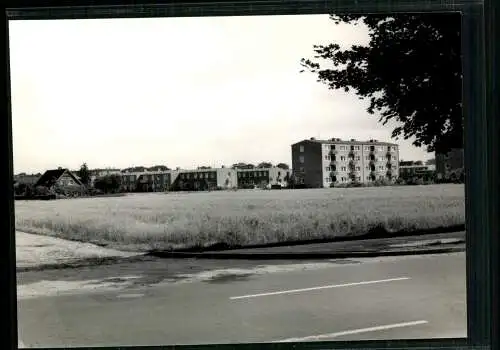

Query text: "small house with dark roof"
[35, 168, 84, 189]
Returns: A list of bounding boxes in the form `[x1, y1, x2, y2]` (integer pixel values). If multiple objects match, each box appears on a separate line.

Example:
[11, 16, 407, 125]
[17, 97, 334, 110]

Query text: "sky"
[8, 15, 432, 174]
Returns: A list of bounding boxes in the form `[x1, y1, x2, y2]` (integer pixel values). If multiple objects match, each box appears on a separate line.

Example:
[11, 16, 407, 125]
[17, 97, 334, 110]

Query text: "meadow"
[15, 184, 466, 252]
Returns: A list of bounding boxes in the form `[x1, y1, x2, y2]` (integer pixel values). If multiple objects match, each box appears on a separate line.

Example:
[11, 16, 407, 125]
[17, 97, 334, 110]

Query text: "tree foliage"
[232, 163, 255, 169]
[276, 163, 290, 170]
[257, 162, 273, 168]
[300, 13, 462, 153]
[78, 163, 91, 186]
[94, 174, 122, 193]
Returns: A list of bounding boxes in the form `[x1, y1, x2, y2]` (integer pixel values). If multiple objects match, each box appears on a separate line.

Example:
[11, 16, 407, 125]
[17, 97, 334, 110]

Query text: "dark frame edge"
[461, 3, 491, 347]
[483, 0, 500, 349]
[5, 1, 493, 350]
[3, 9, 18, 350]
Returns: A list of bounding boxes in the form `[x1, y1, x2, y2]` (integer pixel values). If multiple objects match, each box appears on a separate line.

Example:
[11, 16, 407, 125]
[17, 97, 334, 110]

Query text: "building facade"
[291, 138, 399, 188]
[399, 164, 436, 180]
[435, 148, 464, 180]
[118, 166, 290, 192]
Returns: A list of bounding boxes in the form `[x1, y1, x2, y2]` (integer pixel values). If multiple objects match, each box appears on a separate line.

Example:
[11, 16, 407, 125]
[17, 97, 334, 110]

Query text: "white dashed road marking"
[116, 293, 145, 299]
[275, 320, 429, 342]
[230, 277, 411, 300]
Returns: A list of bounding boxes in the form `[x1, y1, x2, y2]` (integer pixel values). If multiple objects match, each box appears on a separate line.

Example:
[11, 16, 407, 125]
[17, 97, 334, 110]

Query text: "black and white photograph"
[10, 13, 466, 347]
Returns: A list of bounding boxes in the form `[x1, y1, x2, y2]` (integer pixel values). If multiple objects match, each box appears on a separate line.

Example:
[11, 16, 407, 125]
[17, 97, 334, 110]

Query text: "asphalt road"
[17, 252, 466, 347]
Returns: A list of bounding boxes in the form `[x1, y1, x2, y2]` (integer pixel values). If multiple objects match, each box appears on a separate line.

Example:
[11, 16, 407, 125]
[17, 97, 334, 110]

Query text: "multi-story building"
[399, 163, 436, 180]
[119, 166, 291, 192]
[435, 148, 464, 180]
[235, 167, 291, 188]
[291, 137, 399, 188]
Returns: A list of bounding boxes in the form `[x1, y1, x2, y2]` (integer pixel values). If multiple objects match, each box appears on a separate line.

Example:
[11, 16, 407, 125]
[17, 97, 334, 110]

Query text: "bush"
[395, 177, 407, 185]
[34, 186, 52, 196]
[372, 178, 392, 187]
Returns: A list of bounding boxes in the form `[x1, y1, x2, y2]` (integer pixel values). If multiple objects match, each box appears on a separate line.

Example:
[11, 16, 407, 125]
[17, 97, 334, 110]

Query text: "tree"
[426, 158, 436, 165]
[276, 163, 290, 170]
[94, 174, 122, 193]
[232, 163, 255, 169]
[257, 162, 273, 168]
[300, 13, 462, 153]
[148, 165, 170, 171]
[78, 163, 91, 187]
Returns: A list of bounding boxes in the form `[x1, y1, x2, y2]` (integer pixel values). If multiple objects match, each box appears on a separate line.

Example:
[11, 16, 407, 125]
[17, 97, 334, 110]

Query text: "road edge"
[147, 246, 465, 260]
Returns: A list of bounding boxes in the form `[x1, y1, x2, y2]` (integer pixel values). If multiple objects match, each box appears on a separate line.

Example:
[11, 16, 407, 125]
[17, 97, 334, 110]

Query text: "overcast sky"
[9, 15, 431, 174]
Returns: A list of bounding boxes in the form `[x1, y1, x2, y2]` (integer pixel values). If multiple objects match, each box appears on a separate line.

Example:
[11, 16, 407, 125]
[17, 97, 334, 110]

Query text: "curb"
[147, 246, 465, 260]
[169, 226, 466, 252]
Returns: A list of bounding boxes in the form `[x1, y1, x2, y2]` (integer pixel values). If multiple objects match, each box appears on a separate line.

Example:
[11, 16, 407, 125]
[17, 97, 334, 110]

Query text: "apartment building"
[291, 137, 399, 188]
[236, 167, 291, 188]
[119, 166, 290, 192]
[399, 163, 436, 180]
[435, 148, 464, 180]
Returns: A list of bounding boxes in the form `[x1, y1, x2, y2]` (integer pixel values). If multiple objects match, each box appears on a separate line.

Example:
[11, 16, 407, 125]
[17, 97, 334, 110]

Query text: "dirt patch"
[16, 231, 143, 271]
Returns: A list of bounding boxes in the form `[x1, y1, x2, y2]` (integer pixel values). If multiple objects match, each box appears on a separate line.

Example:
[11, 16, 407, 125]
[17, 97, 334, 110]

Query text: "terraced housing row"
[120, 166, 291, 192]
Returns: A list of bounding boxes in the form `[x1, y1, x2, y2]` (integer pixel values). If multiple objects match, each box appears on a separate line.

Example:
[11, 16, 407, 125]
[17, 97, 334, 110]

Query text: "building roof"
[292, 138, 398, 147]
[35, 169, 83, 187]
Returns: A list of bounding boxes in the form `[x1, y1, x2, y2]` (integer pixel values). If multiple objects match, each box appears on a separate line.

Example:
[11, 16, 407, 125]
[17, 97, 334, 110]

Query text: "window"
[366, 156, 370, 161]
[325, 177, 330, 182]
[365, 146, 370, 151]
[355, 146, 360, 150]
[341, 166, 347, 171]
[341, 177, 346, 182]
[356, 167, 361, 171]
[330, 145, 335, 150]
[299, 145, 304, 152]
[356, 156, 361, 161]
[278, 171, 281, 176]
[299, 156, 305, 163]
[326, 166, 330, 171]
[340, 156, 346, 161]
[299, 167, 304, 172]
[340, 146, 346, 150]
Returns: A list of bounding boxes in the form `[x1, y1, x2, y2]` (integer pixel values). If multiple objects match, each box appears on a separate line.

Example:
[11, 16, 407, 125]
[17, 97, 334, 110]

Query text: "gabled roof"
[35, 169, 83, 187]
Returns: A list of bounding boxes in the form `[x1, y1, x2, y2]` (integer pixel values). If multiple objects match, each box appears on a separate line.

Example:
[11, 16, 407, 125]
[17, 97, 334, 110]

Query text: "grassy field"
[15, 184, 466, 252]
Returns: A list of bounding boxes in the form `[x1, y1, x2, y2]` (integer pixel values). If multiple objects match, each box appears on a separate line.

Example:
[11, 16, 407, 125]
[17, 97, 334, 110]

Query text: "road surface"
[17, 252, 466, 347]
